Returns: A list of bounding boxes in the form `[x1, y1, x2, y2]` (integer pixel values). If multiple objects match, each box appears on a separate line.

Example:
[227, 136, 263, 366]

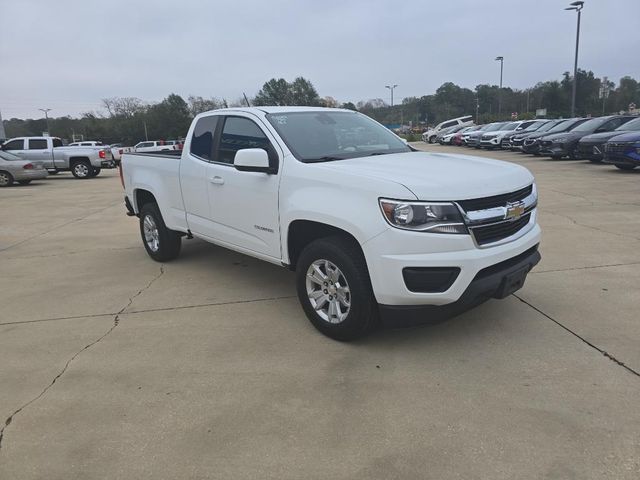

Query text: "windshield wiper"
[305, 155, 347, 163]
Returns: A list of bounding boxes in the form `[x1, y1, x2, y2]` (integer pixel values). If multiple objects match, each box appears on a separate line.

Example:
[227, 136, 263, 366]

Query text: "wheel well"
[69, 156, 90, 166]
[287, 220, 362, 270]
[135, 189, 157, 211]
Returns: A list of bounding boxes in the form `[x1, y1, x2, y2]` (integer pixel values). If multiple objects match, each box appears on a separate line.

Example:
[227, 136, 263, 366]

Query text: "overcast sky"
[1, 0, 638, 119]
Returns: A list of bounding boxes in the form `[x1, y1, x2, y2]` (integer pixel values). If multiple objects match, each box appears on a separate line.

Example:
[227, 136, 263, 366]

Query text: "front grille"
[512, 138, 524, 145]
[471, 214, 532, 246]
[457, 185, 533, 212]
[606, 143, 632, 154]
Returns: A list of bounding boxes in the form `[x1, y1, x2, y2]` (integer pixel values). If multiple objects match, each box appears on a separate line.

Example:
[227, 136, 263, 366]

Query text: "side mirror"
[234, 148, 272, 173]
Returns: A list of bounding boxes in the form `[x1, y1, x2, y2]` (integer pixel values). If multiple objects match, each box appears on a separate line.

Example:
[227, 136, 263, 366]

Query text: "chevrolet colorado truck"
[121, 107, 541, 340]
[1, 136, 114, 178]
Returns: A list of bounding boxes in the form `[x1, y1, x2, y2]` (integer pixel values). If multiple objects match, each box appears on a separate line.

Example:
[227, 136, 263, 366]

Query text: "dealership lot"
[1, 148, 639, 479]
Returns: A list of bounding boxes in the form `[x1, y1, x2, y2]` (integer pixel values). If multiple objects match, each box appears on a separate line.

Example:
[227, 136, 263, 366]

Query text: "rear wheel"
[615, 164, 637, 171]
[71, 160, 92, 178]
[139, 203, 182, 261]
[296, 236, 377, 341]
[18, 180, 32, 185]
[0, 171, 13, 187]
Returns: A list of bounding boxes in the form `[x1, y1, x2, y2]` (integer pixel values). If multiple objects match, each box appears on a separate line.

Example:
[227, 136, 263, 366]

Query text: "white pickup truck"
[1, 136, 115, 178]
[121, 107, 541, 340]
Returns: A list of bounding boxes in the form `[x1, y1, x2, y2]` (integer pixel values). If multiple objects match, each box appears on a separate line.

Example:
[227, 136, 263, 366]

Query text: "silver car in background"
[0, 150, 48, 187]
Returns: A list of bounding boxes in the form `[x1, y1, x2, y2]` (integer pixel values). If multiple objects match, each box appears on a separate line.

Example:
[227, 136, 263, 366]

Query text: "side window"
[441, 121, 457, 129]
[604, 118, 627, 131]
[190, 115, 219, 161]
[2, 139, 24, 150]
[28, 139, 48, 150]
[217, 117, 272, 164]
[52, 138, 63, 147]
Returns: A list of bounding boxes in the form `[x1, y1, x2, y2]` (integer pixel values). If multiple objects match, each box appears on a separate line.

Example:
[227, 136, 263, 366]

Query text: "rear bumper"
[101, 160, 116, 168]
[380, 245, 541, 326]
[13, 169, 49, 181]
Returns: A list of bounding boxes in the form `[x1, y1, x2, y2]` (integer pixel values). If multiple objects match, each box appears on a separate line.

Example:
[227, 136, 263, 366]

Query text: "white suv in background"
[423, 115, 474, 143]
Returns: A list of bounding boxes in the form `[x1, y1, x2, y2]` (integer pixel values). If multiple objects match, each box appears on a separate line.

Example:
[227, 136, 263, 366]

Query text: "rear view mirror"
[234, 148, 272, 173]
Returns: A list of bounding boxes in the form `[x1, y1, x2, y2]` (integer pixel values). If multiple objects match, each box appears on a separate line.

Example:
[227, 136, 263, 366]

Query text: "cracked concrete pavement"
[0, 148, 639, 479]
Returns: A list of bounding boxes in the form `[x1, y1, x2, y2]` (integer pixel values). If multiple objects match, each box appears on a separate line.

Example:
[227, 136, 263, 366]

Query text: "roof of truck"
[212, 106, 354, 115]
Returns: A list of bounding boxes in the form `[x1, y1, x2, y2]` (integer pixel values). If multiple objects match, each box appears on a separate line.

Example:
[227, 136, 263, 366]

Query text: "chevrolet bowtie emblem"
[505, 201, 525, 220]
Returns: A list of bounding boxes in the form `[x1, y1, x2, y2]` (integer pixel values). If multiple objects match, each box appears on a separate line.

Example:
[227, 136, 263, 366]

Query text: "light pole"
[385, 84, 398, 107]
[565, 1, 584, 117]
[495, 56, 504, 117]
[39, 108, 52, 134]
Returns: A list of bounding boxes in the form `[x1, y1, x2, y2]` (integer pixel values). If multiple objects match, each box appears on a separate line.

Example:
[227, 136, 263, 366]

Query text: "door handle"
[209, 176, 225, 185]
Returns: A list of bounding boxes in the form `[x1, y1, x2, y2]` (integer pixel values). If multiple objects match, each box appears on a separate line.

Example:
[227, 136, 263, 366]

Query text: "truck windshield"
[266, 111, 411, 162]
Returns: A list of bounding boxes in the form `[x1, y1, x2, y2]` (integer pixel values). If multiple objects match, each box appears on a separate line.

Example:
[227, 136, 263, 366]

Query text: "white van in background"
[423, 115, 474, 143]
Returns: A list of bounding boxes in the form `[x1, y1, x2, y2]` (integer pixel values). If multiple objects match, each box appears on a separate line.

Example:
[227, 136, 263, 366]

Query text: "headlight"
[379, 199, 467, 234]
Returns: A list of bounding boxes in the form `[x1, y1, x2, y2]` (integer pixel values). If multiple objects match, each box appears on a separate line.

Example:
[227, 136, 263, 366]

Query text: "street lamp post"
[385, 84, 398, 107]
[39, 108, 52, 134]
[565, 1, 584, 117]
[495, 56, 504, 116]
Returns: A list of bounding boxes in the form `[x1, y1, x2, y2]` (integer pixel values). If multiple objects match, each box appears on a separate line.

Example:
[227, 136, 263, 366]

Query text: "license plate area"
[494, 266, 529, 299]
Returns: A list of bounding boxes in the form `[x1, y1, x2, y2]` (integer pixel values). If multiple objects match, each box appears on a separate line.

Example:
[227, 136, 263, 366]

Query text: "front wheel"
[139, 203, 182, 262]
[296, 236, 377, 341]
[615, 164, 637, 171]
[71, 160, 92, 178]
[0, 171, 14, 187]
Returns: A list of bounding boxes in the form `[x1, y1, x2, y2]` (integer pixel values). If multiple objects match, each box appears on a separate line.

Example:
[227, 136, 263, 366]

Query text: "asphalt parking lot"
[1, 147, 639, 479]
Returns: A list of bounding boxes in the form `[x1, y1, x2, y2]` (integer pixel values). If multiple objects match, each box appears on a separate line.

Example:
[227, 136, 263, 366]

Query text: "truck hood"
[316, 151, 533, 201]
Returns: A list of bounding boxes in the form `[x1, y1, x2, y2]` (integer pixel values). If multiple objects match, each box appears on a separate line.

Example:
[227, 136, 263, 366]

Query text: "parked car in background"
[480, 120, 540, 150]
[422, 115, 474, 143]
[452, 125, 480, 146]
[510, 120, 562, 151]
[110, 143, 133, 165]
[122, 107, 540, 340]
[463, 124, 491, 146]
[503, 120, 550, 150]
[437, 124, 468, 144]
[468, 122, 508, 148]
[0, 150, 48, 187]
[1, 136, 114, 178]
[576, 116, 640, 162]
[539, 115, 635, 160]
[522, 118, 589, 155]
[603, 131, 640, 170]
[134, 140, 180, 153]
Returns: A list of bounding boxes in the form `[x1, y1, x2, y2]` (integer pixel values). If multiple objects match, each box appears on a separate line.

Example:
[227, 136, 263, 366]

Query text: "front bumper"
[363, 220, 541, 307]
[480, 138, 500, 148]
[539, 143, 569, 157]
[379, 244, 540, 326]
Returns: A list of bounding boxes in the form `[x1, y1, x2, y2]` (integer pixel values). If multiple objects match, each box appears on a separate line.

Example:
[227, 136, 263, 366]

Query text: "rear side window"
[52, 138, 63, 147]
[217, 117, 271, 164]
[190, 115, 220, 161]
[2, 139, 24, 150]
[441, 121, 457, 129]
[29, 139, 48, 150]
[603, 117, 631, 131]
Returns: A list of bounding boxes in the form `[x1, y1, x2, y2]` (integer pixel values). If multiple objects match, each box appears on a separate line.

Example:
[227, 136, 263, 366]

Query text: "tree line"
[3, 70, 639, 144]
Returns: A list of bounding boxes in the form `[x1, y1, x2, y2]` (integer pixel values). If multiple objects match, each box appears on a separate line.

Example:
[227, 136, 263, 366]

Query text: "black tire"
[71, 160, 92, 178]
[18, 180, 32, 185]
[615, 164, 637, 171]
[551, 155, 562, 160]
[90, 167, 101, 177]
[0, 170, 14, 187]
[588, 158, 603, 163]
[138, 202, 181, 262]
[296, 236, 377, 341]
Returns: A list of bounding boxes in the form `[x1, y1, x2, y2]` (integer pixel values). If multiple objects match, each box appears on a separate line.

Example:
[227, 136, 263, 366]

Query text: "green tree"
[253, 77, 321, 106]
